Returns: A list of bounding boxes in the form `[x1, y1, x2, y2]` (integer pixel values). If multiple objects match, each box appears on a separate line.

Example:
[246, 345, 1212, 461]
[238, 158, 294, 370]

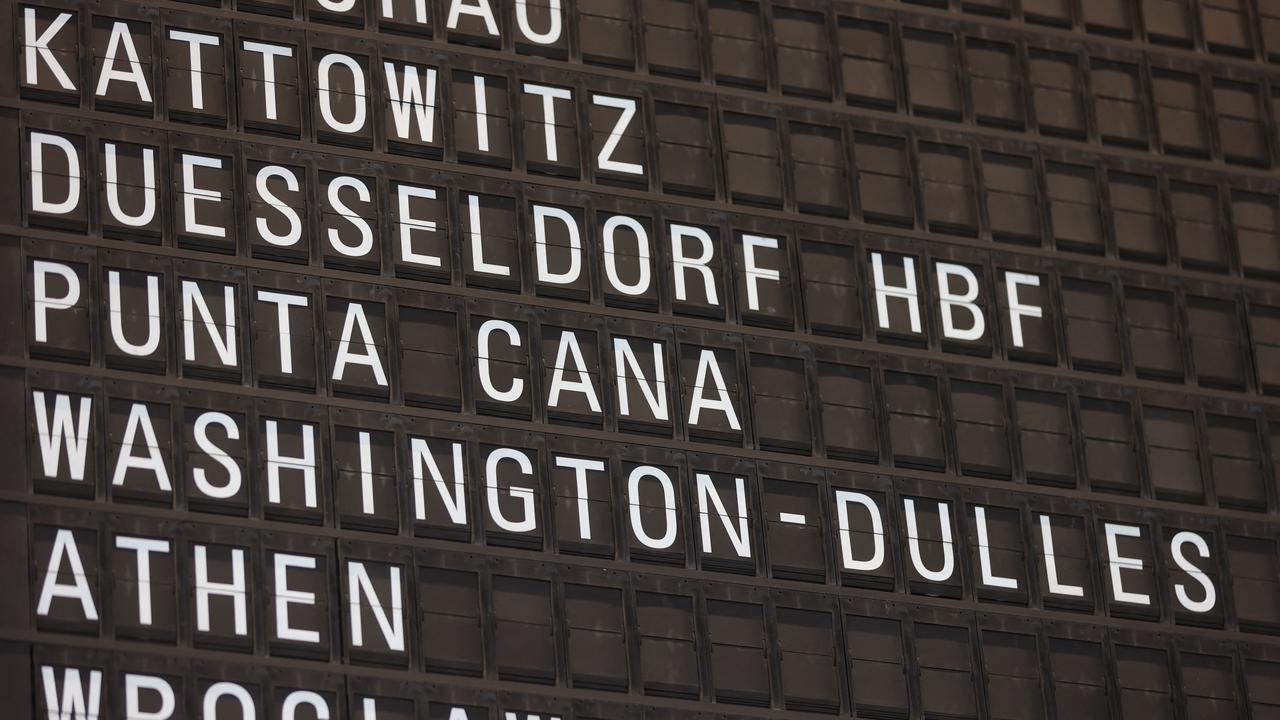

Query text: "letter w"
[41, 666, 102, 720]
[384, 62, 436, 142]
[33, 391, 91, 481]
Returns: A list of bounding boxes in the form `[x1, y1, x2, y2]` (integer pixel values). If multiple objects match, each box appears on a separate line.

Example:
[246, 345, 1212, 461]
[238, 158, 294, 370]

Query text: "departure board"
[5, 0, 1280, 717]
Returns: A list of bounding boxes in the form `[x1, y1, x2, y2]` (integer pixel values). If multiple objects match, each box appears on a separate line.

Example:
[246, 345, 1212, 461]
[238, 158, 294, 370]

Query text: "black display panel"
[6, 0, 1280, 717]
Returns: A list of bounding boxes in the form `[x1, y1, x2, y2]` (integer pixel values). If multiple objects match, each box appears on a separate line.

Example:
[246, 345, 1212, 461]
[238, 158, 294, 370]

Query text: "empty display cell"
[1144, 405, 1204, 503]
[800, 241, 862, 337]
[1030, 50, 1087, 138]
[855, 132, 915, 227]
[983, 152, 1040, 244]
[904, 29, 963, 119]
[963, 0, 1012, 15]
[1228, 536, 1280, 633]
[968, 40, 1025, 128]
[774, 7, 831, 98]
[1048, 638, 1109, 717]
[885, 371, 945, 471]
[723, 112, 783, 208]
[1046, 162, 1105, 253]
[636, 591, 699, 698]
[1202, 0, 1254, 55]
[916, 622, 977, 718]
[1233, 190, 1280, 277]
[749, 354, 811, 454]
[1265, 2, 1280, 61]
[1062, 278, 1122, 372]
[845, 614, 910, 717]
[643, 0, 700, 78]
[1093, 60, 1149, 147]
[817, 362, 879, 462]
[707, 599, 770, 705]
[1024, 0, 1072, 25]
[776, 606, 839, 712]
[1170, 182, 1228, 271]
[791, 122, 849, 217]
[492, 575, 555, 683]
[1125, 288, 1182, 380]
[419, 566, 482, 675]
[1251, 304, 1280, 394]
[1207, 414, 1266, 509]
[1116, 645, 1175, 720]
[982, 630, 1044, 720]
[839, 19, 898, 109]
[1080, 396, 1140, 494]
[1187, 295, 1247, 390]
[951, 380, 1011, 479]
[578, 0, 635, 68]
[1246, 658, 1280, 716]
[1081, 0, 1135, 35]
[1016, 389, 1075, 485]
[1144, 0, 1195, 45]
[655, 103, 716, 198]
[710, 0, 766, 89]
[1214, 80, 1270, 166]
[1152, 70, 1209, 157]
[919, 142, 978, 236]
[564, 583, 627, 691]
[1181, 652, 1239, 719]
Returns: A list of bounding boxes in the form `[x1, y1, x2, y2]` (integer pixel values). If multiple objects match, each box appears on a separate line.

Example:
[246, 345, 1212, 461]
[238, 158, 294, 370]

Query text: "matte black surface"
[7, 0, 1280, 717]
